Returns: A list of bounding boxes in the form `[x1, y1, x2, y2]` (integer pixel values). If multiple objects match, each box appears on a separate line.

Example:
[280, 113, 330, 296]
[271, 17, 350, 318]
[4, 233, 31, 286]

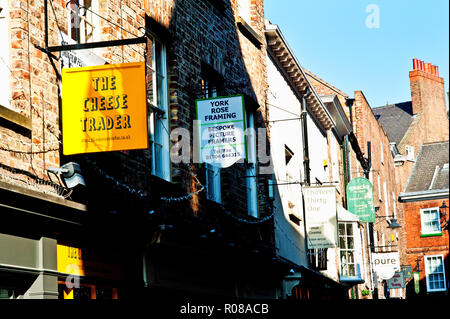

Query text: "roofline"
[399, 189, 449, 202]
[265, 23, 336, 131]
[303, 69, 349, 98]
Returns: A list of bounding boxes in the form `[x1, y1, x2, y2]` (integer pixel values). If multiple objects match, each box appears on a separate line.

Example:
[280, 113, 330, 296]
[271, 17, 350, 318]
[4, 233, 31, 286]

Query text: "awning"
[298, 266, 346, 291]
[337, 204, 359, 222]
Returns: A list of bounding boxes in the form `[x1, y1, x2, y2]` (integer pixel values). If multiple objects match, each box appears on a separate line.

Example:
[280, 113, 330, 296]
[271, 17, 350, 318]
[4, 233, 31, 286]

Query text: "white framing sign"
[195, 95, 247, 168]
[303, 186, 338, 249]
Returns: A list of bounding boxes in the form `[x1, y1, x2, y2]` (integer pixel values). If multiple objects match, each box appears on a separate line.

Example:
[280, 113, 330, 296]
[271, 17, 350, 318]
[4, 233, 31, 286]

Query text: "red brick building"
[305, 68, 405, 299]
[0, 0, 283, 299]
[374, 60, 449, 299]
[399, 141, 449, 298]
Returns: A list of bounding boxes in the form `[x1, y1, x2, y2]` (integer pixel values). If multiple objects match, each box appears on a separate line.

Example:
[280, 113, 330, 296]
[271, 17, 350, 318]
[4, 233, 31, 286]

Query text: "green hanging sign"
[413, 272, 420, 294]
[346, 177, 375, 223]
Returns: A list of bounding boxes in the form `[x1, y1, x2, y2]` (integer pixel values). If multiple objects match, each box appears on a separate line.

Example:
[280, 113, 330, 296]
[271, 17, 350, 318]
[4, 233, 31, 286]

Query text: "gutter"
[399, 189, 449, 202]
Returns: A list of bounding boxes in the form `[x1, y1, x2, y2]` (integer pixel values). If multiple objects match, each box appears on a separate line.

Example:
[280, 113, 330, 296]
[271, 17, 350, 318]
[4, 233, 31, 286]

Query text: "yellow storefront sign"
[57, 244, 85, 276]
[62, 62, 148, 155]
[56, 244, 123, 280]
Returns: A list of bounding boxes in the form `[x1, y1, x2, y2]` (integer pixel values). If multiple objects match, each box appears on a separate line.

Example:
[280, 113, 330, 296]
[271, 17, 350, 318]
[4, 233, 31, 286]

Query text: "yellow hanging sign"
[62, 62, 148, 155]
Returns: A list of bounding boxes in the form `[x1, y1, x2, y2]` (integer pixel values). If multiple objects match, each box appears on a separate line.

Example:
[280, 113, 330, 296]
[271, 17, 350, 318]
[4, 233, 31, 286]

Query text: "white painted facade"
[267, 52, 347, 285]
[267, 54, 308, 268]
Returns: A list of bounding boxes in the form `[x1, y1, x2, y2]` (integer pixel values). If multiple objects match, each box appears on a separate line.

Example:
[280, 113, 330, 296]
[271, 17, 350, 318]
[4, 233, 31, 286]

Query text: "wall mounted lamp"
[376, 214, 401, 229]
[48, 162, 86, 189]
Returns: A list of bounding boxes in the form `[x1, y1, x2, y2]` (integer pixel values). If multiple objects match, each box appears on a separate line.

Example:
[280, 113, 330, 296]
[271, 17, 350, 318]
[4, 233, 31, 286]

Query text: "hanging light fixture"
[387, 218, 401, 229]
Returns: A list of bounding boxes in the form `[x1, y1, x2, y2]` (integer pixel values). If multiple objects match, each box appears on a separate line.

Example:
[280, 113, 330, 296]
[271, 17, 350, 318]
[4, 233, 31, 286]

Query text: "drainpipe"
[344, 98, 355, 187]
[300, 87, 312, 265]
[301, 87, 311, 186]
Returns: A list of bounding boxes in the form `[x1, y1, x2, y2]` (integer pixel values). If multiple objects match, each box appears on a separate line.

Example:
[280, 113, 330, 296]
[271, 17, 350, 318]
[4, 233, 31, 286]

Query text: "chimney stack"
[411, 58, 441, 77]
[409, 58, 448, 142]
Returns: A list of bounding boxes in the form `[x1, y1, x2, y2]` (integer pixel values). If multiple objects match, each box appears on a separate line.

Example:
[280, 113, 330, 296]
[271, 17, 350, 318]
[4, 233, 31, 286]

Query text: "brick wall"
[0, 0, 150, 197]
[409, 69, 449, 144]
[142, 0, 269, 216]
[1, 0, 270, 220]
[403, 198, 449, 295]
[394, 66, 450, 193]
[353, 90, 406, 298]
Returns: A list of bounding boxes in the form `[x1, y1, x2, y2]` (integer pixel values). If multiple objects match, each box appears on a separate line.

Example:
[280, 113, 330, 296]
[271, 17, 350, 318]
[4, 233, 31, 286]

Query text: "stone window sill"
[420, 232, 443, 238]
[236, 16, 262, 49]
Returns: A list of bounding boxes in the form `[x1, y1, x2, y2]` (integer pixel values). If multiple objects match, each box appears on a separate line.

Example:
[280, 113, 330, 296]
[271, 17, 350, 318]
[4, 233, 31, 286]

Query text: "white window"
[380, 142, 384, 164]
[383, 180, 388, 217]
[201, 74, 221, 203]
[406, 145, 415, 161]
[205, 163, 221, 203]
[392, 192, 397, 219]
[425, 255, 446, 292]
[339, 223, 357, 277]
[0, 0, 10, 108]
[246, 111, 258, 217]
[238, 0, 251, 24]
[67, 0, 98, 44]
[148, 35, 170, 181]
[377, 174, 382, 201]
[420, 207, 441, 234]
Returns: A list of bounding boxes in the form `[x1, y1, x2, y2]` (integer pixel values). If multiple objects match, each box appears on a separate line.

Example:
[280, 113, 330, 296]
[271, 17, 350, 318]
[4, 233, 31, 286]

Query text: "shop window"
[147, 34, 170, 181]
[420, 207, 441, 235]
[0, 288, 14, 299]
[0, 0, 10, 109]
[308, 248, 327, 271]
[339, 223, 356, 277]
[67, 0, 98, 44]
[425, 255, 446, 292]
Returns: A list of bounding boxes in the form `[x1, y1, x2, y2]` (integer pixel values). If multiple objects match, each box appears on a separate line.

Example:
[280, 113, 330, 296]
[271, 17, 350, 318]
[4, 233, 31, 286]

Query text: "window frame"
[339, 222, 357, 278]
[67, 0, 97, 44]
[201, 71, 222, 203]
[147, 34, 170, 182]
[246, 110, 258, 217]
[420, 207, 442, 235]
[424, 255, 447, 292]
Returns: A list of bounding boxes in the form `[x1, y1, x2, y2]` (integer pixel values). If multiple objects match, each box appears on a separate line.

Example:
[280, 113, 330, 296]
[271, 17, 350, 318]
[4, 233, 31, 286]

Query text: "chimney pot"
[436, 66, 439, 76]
[413, 58, 418, 70]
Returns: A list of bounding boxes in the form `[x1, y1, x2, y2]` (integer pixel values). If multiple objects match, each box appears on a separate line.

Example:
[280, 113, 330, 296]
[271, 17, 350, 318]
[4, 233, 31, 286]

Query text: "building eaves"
[265, 22, 335, 131]
[303, 69, 349, 98]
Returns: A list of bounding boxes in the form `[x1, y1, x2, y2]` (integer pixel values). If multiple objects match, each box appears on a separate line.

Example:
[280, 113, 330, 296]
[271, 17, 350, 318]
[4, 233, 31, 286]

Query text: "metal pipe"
[301, 88, 311, 186]
[44, 0, 48, 48]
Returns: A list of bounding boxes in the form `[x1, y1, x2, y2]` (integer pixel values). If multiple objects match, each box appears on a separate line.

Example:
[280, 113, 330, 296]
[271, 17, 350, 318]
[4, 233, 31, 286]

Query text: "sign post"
[346, 177, 375, 222]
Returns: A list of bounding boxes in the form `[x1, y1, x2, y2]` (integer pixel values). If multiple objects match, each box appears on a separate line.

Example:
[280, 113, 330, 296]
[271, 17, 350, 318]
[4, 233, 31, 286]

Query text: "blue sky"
[264, 0, 449, 109]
